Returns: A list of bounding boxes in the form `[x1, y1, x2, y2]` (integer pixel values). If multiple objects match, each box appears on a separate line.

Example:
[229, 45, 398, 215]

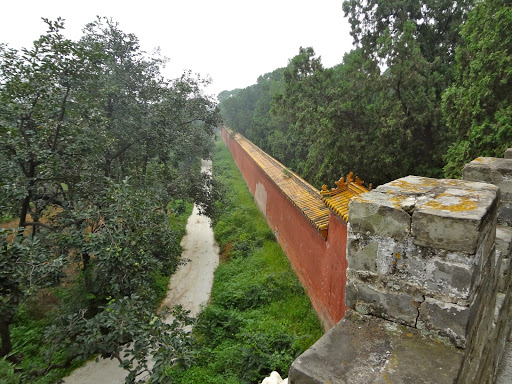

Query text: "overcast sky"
[0, 0, 354, 97]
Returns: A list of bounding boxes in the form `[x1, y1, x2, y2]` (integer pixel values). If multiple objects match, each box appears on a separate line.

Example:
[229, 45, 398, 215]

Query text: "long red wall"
[221, 129, 348, 329]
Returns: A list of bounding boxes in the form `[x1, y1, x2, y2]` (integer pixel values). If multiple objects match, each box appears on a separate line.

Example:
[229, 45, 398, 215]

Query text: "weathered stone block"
[463, 157, 512, 203]
[418, 297, 470, 348]
[349, 192, 411, 241]
[412, 187, 498, 253]
[497, 225, 512, 258]
[498, 205, 512, 226]
[505, 148, 512, 159]
[288, 310, 464, 384]
[430, 259, 473, 297]
[346, 233, 378, 272]
[496, 226, 512, 292]
[346, 279, 420, 327]
[375, 175, 440, 196]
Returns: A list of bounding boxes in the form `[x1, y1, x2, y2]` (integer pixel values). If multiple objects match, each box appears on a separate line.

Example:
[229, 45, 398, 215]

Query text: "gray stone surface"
[497, 342, 512, 384]
[417, 297, 470, 348]
[505, 149, 512, 159]
[288, 311, 464, 384]
[346, 233, 378, 272]
[340, 172, 510, 384]
[496, 225, 512, 292]
[411, 187, 498, 253]
[349, 193, 411, 241]
[345, 279, 420, 327]
[463, 157, 512, 203]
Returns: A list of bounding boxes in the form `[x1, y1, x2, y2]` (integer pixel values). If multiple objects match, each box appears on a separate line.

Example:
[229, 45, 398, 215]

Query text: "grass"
[169, 139, 323, 384]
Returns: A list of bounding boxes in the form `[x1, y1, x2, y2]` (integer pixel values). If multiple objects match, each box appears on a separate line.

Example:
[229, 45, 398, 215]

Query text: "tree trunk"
[19, 195, 30, 227]
[104, 157, 112, 178]
[82, 252, 91, 271]
[0, 317, 13, 358]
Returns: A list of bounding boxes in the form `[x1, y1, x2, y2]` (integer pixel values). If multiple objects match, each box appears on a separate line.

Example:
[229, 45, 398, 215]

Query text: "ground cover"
[169, 139, 323, 384]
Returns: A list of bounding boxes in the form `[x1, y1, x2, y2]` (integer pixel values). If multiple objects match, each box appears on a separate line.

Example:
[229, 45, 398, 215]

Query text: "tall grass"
[169, 140, 323, 384]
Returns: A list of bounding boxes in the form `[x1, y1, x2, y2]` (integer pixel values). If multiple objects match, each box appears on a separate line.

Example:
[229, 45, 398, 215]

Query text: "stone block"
[349, 192, 411, 241]
[463, 157, 512, 202]
[375, 175, 441, 196]
[430, 259, 473, 298]
[288, 310, 464, 384]
[346, 233, 378, 272]
[498, 205, 512, 226]
[496, 226, 512, 292]
[345, 279, 420, 327]
[376, 175, 496, 196]
[349, 238, 481, 303]
[497, 225, 512, 259]
[411, 187, 498, 253]
[505, 148, 512, 159]
[417, 297, 470, 348]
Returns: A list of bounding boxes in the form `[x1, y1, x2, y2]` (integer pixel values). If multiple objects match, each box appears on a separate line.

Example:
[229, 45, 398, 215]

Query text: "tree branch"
[51, 84, 71, 151]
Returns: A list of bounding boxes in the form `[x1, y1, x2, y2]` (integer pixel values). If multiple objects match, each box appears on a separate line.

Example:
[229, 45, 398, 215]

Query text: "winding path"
[63, 159, 219, 383]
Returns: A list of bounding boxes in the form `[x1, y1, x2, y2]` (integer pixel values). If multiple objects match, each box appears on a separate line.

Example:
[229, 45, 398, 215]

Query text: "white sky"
[0, 0, 354, 98]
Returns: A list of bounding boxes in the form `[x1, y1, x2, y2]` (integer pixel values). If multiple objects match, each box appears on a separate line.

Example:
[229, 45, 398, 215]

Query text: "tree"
[342, 0, 473, 179]
[443, 0, 512, 177]
[0, 228, 64, 357]
[0, 19, 103, 357]
[0, 17, 219, 380]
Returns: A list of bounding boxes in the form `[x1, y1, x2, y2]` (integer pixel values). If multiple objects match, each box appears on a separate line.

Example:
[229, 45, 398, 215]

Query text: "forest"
[219, 0, 512, 187]
[0, 17, 219, 382]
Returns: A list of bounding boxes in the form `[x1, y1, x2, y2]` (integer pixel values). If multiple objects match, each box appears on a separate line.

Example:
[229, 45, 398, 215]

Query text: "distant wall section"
[221, 128, 348, 329]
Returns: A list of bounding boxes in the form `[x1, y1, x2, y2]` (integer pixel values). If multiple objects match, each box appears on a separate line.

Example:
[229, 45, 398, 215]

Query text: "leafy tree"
[0, 19, 102, 358]
[342, 0, 473, 179]
[0, 17, 219, 381]
[443, 0, 512, 177]
[0, 228, 64, 357]
[220, 1, 474, 187]
[43, 298, 195, 383]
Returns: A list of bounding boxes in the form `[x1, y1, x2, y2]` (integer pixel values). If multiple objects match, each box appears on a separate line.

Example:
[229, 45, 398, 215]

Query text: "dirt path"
[63, 159, 219, 384]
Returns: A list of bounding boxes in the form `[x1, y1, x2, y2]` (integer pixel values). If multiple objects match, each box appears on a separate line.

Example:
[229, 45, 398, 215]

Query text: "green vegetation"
[0, 17, 218, 382]
[443, 0, 512, 177]
[219, 0, 512, 187]
[168, 140, 323, 383]
[4, 201, 193, 384]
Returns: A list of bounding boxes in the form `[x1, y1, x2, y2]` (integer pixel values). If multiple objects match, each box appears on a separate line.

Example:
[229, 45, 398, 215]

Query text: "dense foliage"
[0, 17, 218, 382]
[219, 0, 511, 187]
[443, 0, 512, 177]
[167, 140, 323, 384]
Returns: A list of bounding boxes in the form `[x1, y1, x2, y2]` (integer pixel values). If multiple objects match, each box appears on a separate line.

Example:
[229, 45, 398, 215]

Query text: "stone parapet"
[289, 310, 464, 384]
[346, 175, 498, 348]
[463, 156, 512, 226]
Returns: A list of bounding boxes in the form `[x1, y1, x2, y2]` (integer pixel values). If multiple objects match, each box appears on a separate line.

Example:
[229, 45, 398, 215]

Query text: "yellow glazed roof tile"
[321, 172, 371, 222]
[234, 134, 330, 238]
[229, 131, 370, 237]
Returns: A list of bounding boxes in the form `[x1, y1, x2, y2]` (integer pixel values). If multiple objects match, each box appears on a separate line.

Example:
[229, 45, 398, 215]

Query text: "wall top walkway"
[228, 130, 369, 238]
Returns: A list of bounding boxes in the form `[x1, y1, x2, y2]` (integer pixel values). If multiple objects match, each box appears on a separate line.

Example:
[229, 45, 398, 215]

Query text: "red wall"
[221, 129, 348, 329]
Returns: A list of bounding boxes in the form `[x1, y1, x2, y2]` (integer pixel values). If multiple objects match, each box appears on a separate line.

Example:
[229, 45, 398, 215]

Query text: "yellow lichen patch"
[388, 177, 440, 192]
[423, 195, 478, 212]
[389, 195, 410, 208]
